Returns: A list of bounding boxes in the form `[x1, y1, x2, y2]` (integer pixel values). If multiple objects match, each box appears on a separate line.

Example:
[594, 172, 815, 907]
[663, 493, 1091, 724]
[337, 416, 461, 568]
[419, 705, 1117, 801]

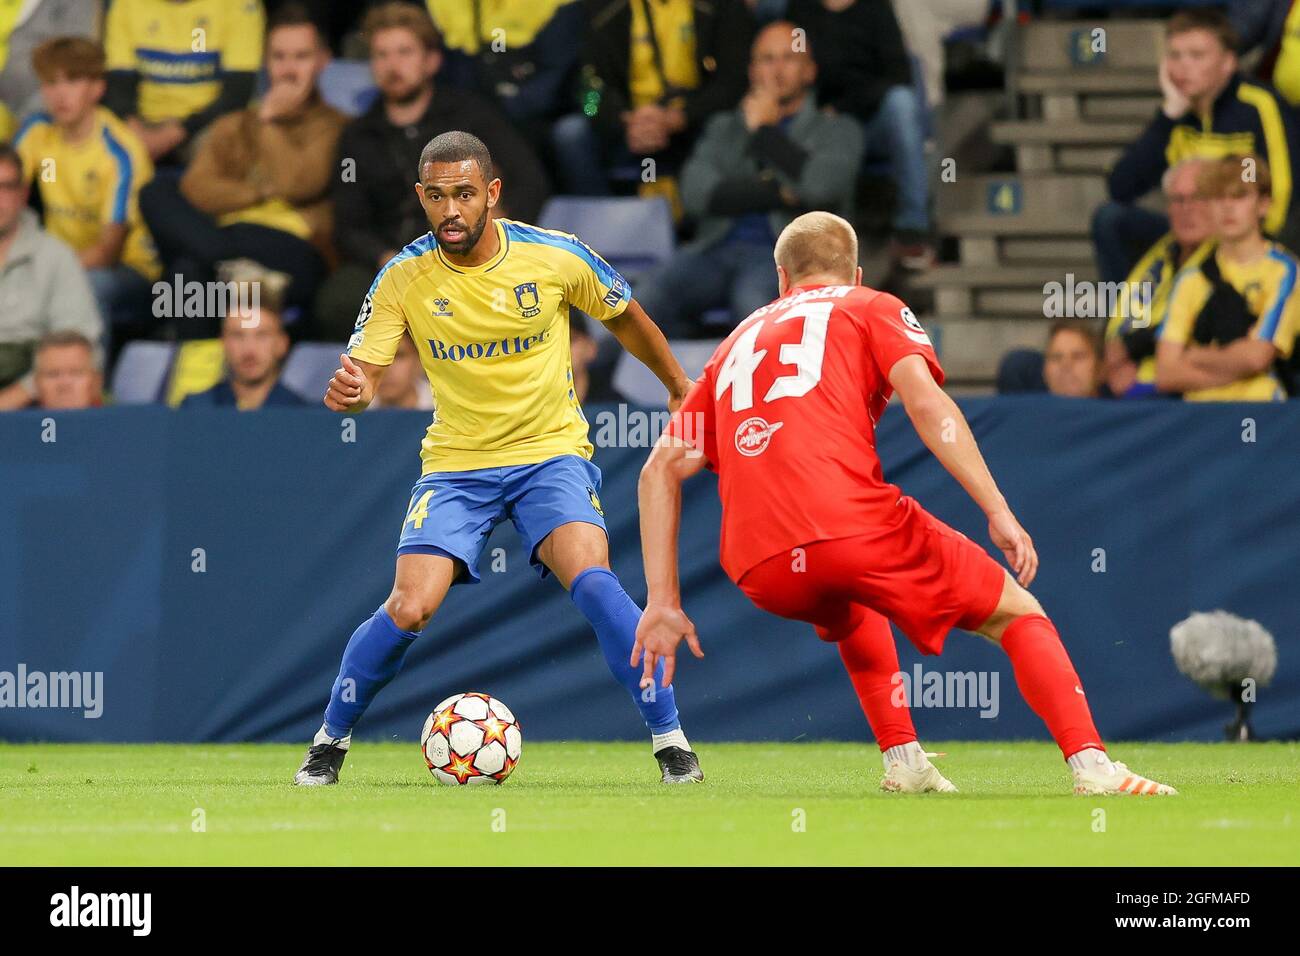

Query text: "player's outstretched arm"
[324, 353, 387, 413]
[888, 354, 1039, 586]
[631, 432, 709, 687]
[603, 299, 694, 410]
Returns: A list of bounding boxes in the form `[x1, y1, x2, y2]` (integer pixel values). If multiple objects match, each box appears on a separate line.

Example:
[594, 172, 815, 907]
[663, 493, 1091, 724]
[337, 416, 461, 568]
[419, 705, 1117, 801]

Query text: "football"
[421, 692, 522, 786]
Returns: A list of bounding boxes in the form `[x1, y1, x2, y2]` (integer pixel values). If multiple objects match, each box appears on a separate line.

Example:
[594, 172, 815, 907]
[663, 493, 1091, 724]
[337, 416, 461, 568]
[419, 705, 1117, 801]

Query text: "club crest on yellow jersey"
[514, 282, 541, 318]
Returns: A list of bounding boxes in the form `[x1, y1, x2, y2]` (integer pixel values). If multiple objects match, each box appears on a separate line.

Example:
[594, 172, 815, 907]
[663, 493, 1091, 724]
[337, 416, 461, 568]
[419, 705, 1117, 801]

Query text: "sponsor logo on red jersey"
[734, 417, 783, 456]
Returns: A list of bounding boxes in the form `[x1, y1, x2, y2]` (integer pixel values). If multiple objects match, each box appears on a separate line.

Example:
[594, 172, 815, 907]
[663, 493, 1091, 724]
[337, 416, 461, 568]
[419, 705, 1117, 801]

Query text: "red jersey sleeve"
[858, 292, 946, 387]
[663, 370, 719, 468]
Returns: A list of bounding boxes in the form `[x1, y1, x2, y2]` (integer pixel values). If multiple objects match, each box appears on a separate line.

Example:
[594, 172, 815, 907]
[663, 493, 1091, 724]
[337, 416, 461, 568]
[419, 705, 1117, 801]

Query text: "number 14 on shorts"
[405, 489, 435, 529]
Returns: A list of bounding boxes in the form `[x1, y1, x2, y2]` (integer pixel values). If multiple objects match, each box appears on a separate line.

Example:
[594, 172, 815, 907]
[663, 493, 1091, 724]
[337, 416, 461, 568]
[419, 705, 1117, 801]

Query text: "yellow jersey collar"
[435, 218, 510, 274]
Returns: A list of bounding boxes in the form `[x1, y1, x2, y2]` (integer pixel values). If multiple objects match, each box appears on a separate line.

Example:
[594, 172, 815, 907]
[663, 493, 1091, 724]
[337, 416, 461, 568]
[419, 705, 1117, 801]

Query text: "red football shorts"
[736, 496, 1007, 655]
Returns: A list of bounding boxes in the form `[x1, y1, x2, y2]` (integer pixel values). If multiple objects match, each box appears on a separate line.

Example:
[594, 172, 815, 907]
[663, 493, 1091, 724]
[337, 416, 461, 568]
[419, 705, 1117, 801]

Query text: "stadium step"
[1082, 94, 1161, 121]
[936, 174, 1109, 236]
[990, 120, 1145, 146]
[993, 120, 1141, 174]
[1015, 19, 1165, 74]
[913, 264, 1098, 289]
[999, 238, 1096, 265]
[1053, 145, 1123, 174]
[1013, 16, 1163, 124]
[914, 264, 1099, 318]
[1017, 69, 1159, 95]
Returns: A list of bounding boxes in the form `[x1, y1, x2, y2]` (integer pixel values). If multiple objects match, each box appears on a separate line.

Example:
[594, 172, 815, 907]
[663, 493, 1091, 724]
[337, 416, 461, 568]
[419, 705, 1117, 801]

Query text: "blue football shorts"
[395, 454, 607, 584]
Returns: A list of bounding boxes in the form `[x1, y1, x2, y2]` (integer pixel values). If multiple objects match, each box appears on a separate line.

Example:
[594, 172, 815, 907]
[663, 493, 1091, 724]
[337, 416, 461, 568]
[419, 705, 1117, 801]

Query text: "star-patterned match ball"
[421, 692, 522, 786]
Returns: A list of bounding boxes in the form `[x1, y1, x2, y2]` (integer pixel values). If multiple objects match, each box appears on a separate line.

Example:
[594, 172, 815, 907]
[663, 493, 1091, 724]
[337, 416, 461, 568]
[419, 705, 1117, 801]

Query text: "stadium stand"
[109, 340, 175, 405]
[2, 2, 1297, 403]
[915, 17, 1167, 388]
[537, 196, 676, 280]
[281, 342, 347, 402]
[313, 58, 378, 117]
[611, 338, 719, 406]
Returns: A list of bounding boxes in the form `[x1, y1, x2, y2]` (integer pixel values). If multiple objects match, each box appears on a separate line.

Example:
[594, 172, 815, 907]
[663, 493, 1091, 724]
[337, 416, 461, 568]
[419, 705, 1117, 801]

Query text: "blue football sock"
[323, 606, 419, 739]
[570, 566, 681, 734]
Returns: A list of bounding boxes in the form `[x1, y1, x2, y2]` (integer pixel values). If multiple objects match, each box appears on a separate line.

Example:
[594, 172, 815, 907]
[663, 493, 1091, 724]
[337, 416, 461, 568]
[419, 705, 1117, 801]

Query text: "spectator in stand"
[788, 0, 934, 270]
[632, 20, 862, 338]
[0, 0, 100, 140]
[370, 331, 434, 410]
[315, 1, 550, 340]
[552, 0, 753, 205]
[1104, 158, 1215, 399]
[1156, 154, 1299, 402]
[181, 299, 305, 409]
[425, 0, 583, 131]
[139, 4, 344, 332]
[0, 142, 101, 411]
[1230, 0, 1300, 106]
[1043, 321, 1103, 399]
[103, 0, 265, 164]
[1094, 8, 1299, 284]
[31, 330, 102, 410]
[15, 37, 160, 336]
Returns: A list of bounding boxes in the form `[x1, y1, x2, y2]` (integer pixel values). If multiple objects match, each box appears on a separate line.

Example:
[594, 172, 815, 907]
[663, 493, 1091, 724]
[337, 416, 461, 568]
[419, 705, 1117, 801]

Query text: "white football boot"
[1072, 751, 1177, 796]
[880, 751, 958, 793]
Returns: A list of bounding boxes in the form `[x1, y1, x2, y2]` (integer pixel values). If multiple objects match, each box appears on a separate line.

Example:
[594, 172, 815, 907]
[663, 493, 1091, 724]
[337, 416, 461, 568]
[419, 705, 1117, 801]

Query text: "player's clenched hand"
[631, 603, 703, 689]
[988, 508, 1038, 587]
[667, 378, 694, 414]
[324, 353, 366, 411]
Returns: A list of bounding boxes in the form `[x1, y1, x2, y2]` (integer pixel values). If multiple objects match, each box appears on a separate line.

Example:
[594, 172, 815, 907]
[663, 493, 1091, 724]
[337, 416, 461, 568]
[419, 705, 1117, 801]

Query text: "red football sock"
[824, 610, 917, 752]
[1000, 614, 1105, 760]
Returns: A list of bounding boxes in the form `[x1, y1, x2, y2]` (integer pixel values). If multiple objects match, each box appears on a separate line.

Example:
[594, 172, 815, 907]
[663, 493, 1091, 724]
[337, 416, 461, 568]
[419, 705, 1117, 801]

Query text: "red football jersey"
[665, 283, 944, 583]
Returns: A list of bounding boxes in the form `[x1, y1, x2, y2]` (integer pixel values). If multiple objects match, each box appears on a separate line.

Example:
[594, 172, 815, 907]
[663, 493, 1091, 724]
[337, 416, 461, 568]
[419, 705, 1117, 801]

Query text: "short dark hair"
[418, 130, 494, 183]
[0, 141, 22, 179]
[32, 36, 106, 81]
[267, 1, 325, 45]
[1047, 320, 1102, 360]
[1167, 8, 1239, 53]
[36, 329, 95, 359]
[1199, 152, 1271, 199]
[363, 1, 442, 53]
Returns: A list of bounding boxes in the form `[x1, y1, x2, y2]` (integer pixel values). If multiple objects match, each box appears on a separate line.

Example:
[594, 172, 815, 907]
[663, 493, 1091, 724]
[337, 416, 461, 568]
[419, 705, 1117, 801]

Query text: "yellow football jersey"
[1106, 236, 1213, 392]
[1271, 0, 1300, 106]
[105, 0, 265, 124]
[14, 106, 161, 281]
[1161, 242, 1299, 401]
[629, 0, 699, 108]
[346, 217, 633, 473]
[427, 0, 575, 54]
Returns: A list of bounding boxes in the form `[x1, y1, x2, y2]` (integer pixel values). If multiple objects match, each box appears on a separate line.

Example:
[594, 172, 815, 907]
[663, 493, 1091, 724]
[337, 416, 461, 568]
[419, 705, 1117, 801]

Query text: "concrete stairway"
[919, 17, 1165, 388]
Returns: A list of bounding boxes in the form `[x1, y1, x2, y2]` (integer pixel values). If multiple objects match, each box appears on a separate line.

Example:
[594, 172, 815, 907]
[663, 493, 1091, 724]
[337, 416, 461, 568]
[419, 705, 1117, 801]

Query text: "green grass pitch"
[2, 741, 1297, 866]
